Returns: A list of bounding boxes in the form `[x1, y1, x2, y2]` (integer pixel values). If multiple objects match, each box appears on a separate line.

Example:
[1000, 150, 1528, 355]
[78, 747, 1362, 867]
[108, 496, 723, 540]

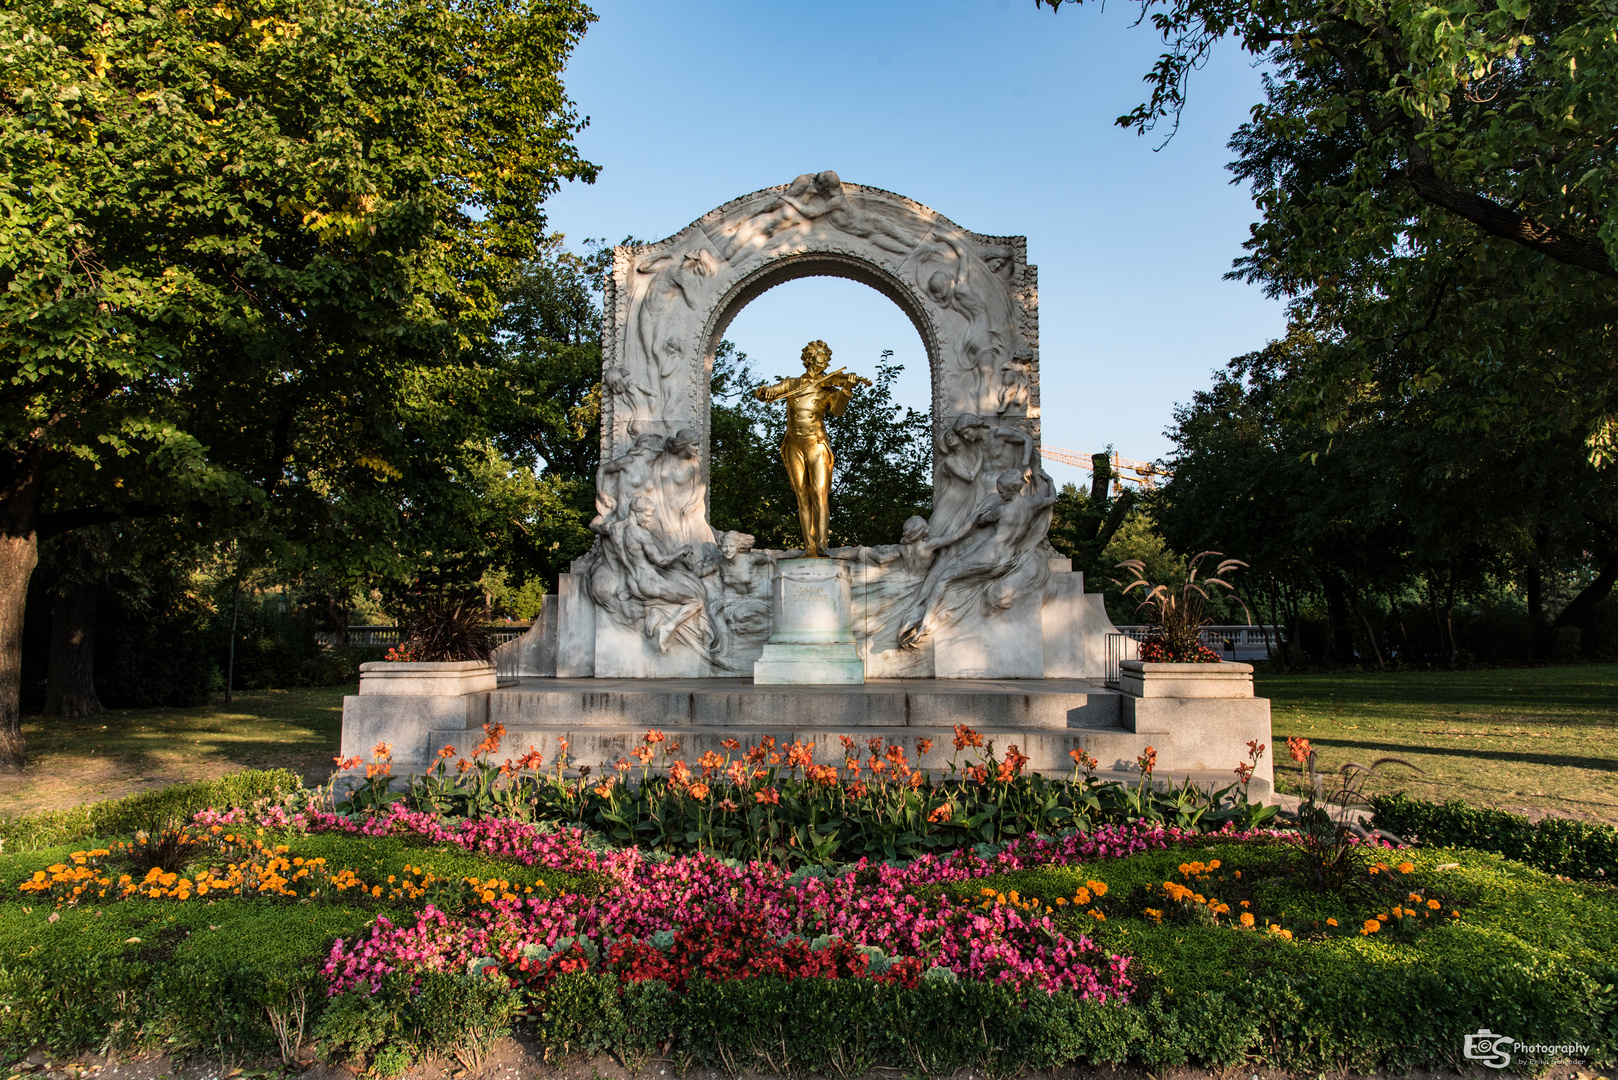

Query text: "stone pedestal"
[753, 558, 864, 685]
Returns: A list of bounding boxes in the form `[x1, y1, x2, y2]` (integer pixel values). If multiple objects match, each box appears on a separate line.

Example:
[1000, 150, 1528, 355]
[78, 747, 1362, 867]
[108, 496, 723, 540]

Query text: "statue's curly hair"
[800, 339, 832, 367]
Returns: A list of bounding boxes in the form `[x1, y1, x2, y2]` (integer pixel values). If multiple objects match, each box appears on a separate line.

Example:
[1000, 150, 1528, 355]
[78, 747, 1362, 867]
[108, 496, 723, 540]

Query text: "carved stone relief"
[576, 172, 1074, 679]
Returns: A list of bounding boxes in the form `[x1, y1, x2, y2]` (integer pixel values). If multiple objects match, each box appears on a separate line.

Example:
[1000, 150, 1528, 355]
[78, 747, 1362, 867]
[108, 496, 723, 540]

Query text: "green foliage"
[1038, 0, 1618, 669]
[2, 828, 1614, 1070]
[1370, 793, 1618, 881]
[397, 732, 1277, 866]
[0, 768, 301, 851]
[313, 971, 521, 1070]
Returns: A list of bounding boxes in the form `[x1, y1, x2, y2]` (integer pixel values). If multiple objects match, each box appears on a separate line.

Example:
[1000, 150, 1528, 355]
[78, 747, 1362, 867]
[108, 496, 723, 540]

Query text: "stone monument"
[548, 169, 1117, 681]
[342, 171, 1275, 803]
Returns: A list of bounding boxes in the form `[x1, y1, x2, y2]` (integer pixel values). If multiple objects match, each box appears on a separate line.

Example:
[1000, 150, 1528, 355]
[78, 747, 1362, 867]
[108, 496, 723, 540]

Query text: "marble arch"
[599, 171, 1043, 491]
[564, 171, 1109, 682]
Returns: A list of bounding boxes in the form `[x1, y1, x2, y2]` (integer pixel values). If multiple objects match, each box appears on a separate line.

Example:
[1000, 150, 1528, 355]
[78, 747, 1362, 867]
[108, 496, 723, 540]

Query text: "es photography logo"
[1463, 1029, 1514, 1069]
[1463, 1029, 1591, 1069]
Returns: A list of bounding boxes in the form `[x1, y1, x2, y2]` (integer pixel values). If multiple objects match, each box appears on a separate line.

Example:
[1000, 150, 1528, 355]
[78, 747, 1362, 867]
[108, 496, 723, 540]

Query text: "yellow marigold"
[1397, 862, 1415, 874]
[1240, 912, 1255, 928]
[1087, 880, 1108, 897]
[1326, 917, 1338, 927]
[1362, 918, 1381, 935]
[1427, 899, 1441, 910]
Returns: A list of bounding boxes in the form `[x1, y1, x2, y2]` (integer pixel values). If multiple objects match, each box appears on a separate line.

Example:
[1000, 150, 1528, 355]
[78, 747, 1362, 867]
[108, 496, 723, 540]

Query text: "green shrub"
[1369, 793, 1618, 881]
[314, 971, 520, 1071]
[0, 768, 303, 852]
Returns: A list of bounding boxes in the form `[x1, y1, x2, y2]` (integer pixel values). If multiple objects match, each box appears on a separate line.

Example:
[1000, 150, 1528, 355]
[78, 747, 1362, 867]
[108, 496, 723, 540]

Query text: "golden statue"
[754, 340, 871, 558]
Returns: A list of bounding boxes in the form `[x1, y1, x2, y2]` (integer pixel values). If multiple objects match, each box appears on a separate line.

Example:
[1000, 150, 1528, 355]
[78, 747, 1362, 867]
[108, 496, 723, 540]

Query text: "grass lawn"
[1259, 663, 1618, 826]
[0, 685, 350, 821]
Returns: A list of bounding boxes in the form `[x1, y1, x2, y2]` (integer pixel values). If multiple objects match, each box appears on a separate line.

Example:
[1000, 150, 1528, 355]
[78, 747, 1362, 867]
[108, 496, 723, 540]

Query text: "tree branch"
[1405, 140, 1618, 279]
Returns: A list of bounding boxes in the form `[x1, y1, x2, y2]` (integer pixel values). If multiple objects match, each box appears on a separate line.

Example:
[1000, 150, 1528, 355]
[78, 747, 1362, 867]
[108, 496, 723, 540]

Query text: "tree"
[0, 0, 597, 769]
[1036, 0, 1618, 458]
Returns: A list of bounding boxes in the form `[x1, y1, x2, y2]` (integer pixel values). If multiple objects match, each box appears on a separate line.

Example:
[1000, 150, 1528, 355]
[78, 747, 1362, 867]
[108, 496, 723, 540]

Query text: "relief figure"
[897, 468, 1058, 650]
[712, 171, 919, 263]
[631, 249, 720, 417]
[652, 428, 715, 548]
[591, 496, 707, 653]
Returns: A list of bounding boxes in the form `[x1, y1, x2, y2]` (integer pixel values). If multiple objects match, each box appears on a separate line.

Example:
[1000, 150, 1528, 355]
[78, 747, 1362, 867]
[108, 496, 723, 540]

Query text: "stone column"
[753, 558, 865, 684]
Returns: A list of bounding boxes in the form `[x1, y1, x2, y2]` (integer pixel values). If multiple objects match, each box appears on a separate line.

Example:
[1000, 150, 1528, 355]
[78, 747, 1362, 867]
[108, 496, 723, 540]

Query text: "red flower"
[915, 738, 934, 756]
[953, 724, 984, 750]
[1287, 736, 1313, 763]
[754, 787, 780, 805]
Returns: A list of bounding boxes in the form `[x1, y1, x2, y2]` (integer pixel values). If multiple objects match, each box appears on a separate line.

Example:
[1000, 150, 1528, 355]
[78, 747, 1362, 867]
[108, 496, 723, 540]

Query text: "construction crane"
[1040, 445, 1167, 492]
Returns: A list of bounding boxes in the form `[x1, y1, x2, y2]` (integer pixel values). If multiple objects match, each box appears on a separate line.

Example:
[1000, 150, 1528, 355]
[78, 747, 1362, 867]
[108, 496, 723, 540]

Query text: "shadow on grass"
[1299, 736, 1618, 772]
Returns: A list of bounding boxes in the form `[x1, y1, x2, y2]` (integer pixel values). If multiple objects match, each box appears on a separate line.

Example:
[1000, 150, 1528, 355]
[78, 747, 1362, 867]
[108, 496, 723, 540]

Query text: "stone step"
[486, 676, 1124, 732]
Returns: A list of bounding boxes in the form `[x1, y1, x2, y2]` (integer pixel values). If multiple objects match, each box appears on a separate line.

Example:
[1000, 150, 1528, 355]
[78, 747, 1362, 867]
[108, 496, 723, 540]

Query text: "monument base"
[753, 557, 866, 685]
[753, 640, 865, 685]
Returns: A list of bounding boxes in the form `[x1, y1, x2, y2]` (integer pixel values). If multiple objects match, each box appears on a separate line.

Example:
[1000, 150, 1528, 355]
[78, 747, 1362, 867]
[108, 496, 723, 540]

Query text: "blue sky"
[539, 0, 1289, 478]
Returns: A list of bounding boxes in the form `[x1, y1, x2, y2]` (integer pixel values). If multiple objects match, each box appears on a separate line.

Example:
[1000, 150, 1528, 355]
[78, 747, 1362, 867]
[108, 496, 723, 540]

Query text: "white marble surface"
[555, 172, 1121, 681]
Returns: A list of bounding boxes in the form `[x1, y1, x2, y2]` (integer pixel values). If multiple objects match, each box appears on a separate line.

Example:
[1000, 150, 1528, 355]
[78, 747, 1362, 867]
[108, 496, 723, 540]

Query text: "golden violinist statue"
[754, 340, 871, 558]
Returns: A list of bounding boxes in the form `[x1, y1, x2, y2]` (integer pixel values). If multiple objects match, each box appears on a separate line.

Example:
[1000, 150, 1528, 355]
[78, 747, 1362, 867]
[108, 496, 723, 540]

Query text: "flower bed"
[1, 746, 1615, 1076]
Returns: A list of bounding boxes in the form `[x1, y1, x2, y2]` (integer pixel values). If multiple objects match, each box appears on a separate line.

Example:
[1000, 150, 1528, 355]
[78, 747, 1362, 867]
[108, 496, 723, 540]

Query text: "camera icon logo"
[1464, 1029, 1515, 1069]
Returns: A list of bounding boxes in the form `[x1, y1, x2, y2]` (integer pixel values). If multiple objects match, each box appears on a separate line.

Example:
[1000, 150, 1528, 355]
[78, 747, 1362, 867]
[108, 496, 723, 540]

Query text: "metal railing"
[1105, 625, 1275, 688]
[317, 625, 531, 650]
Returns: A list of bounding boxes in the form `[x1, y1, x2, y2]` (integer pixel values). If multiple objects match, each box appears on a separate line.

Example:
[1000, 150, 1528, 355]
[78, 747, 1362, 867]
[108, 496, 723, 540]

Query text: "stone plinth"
[1117, 660, 1271, 793]
[1118, 659, 1255, 698]
[358, 660, 497, 696]
[754, 558, 864, 684]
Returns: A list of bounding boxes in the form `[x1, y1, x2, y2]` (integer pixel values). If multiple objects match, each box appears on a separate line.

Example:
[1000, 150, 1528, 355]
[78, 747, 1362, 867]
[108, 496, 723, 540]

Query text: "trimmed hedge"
[1369, 793, 1618, 881]
[0, 768, 302, 852]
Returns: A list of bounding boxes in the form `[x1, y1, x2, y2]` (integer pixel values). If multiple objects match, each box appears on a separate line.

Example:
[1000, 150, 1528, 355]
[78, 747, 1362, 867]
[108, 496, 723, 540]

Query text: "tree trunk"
[43, 577, 102, 717]
[1321, 573, 1355, 664]
[1347, 588, 1386, 671]
[0, 468, 43, 772]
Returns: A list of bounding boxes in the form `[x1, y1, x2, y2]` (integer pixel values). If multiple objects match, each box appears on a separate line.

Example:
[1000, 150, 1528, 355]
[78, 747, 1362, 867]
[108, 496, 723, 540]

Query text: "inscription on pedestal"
[771, 559, 853, 643]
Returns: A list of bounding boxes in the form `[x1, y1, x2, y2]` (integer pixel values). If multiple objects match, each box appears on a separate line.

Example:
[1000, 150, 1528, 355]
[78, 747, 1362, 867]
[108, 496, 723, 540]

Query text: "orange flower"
[632, 745, 653, 765]
[437, 745, 456, 759]
[688, 782, 710, 801]
[614, 757, 631, 772]
[644, 729, 666, 744]
[1362, 918, 1381, 935]
[1397, 861, 1415, 874]
[1287, 736, 1313, 763]
[754, 787, 780, 805]
[866, 736, 884, 754]
[697, 750, 725, 775]
[953, 724, 984, 750]
[839, 735, 857, 753]
[717, 798, 739, 811]
[669, 760, 692, 785]
[372, 741, 392, 758]
[927, 803, 953, 823]
[915, 738, 934, 755]
[1136, 746, 1157, 777]
[456, 758, 473, 774]
[1239, 912, 1255, 928]
[720, 738, 741, 751]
